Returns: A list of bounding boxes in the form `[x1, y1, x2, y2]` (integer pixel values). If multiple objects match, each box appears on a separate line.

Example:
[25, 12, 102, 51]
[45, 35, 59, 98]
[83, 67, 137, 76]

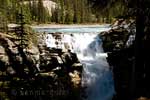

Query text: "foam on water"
[35, 25, 115, 100]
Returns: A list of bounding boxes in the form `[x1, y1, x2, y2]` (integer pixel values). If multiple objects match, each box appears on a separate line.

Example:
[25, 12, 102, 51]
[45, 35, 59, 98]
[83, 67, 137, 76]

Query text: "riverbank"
[31, 24, 110, 29]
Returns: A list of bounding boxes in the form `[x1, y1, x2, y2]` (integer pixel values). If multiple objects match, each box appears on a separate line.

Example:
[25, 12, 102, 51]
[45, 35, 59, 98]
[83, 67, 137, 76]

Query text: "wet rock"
[69, 70, 81, 87]
[71, 63, 83, 72]
[51, 32, 62, 40]
[36, 71, 57, 79]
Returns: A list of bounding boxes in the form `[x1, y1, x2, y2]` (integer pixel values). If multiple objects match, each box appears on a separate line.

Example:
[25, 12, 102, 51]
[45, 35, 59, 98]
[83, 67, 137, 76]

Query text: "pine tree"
[51, 8, 58, 23]
[31, 0, 38, 21]
[73, 0, 80, 23]
[60, 0, 65, 23]
[38, 0, 44, 23]
[22, 3, 32, 24]
[65, 0, 73, 24]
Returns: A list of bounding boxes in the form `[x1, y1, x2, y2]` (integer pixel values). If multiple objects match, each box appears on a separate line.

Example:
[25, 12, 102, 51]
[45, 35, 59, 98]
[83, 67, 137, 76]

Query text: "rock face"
[100, 19, 136, 100]
[0, 32, 83, 100]
[101, 19, 135, 52]
[0, 33, 40, 76]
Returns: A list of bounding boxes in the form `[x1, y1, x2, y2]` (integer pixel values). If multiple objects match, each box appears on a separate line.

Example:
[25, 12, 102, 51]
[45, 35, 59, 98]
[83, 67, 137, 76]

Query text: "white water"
[35, 25, 115, 100]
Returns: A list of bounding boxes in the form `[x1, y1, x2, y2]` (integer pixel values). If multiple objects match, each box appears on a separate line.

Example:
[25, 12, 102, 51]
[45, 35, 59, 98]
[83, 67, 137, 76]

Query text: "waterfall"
[35, 25, 115, 100]
[71, 33, 115, 100]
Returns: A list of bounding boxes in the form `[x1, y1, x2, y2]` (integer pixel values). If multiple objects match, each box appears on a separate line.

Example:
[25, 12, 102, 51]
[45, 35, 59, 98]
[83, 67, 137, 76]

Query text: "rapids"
[34, 25, 115, 100]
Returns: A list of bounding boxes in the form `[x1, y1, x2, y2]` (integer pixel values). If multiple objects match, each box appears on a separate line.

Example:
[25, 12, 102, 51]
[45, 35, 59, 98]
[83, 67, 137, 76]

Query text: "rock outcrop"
[0, 33, 40, 76]
[0, 32, 83, 100]
[100, 19, 136, 100]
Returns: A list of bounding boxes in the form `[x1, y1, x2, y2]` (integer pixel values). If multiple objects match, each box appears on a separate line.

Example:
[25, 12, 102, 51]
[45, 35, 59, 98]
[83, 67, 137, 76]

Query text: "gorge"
[34, 25, 115, 100]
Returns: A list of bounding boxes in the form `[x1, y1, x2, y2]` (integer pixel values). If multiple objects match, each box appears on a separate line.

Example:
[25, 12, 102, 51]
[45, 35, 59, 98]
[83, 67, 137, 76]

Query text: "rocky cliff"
[100, 19, 136, 100]
[0, 32, 83, 100]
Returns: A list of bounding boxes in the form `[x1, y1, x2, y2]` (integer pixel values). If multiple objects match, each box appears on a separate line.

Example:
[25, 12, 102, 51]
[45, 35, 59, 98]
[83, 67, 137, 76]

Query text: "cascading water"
[34, 25, 115, 100]
[71, 33, 115, 100]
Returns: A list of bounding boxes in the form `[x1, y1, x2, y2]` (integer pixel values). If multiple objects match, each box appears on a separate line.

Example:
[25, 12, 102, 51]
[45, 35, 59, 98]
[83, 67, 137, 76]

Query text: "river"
[34, 24, 115, 100]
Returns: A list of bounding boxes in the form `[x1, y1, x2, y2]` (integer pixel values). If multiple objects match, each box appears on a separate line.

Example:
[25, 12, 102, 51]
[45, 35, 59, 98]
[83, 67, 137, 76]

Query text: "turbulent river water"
[34, 25, 115, 100]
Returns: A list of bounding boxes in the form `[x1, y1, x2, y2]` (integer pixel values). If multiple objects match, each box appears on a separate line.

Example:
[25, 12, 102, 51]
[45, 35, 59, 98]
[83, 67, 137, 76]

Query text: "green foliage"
[0, 0, 122, 24]
[30, 0, 38, 21]
[0, 0, 51, 25]
[22, 4, 32, 24]
[60, 0, 65, 23]
[24, 25, 39, 46]
[89, 0, 129, 23]
[0, 13, 8, 32]
[37, 0, 50, 23]
[65, 11, 74, 24]
[51, 0, 96, 24]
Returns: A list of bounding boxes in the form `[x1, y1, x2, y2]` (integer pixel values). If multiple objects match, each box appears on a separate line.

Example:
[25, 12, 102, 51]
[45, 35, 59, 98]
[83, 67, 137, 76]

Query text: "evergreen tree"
[60, 0, 65, 23]
[0, 0, 104, 24]
[65, 0, 73, 24]
[73, 0, 80, 23]
[31, 0, 38, 21]
[51, 7, 59, 23]
[80, 0, 85, 23]
[37, 0, 50, 23]
[38, 0, 44, 23]
[22, 4, 32, 24]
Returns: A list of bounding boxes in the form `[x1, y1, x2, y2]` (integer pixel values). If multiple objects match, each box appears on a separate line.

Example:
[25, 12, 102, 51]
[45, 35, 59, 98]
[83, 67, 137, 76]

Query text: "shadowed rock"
[100, 19, 136, 100]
